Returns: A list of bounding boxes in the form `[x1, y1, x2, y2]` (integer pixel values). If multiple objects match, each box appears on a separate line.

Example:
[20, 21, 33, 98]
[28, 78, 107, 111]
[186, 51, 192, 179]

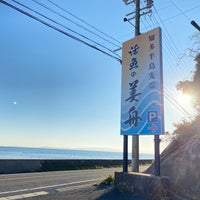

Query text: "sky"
[0, 0, 200, 154]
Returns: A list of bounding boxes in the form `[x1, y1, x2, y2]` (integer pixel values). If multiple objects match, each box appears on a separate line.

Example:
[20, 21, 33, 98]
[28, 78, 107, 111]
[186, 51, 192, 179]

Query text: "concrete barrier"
[0, 159, 152, 174]
[115, 172, 170, 200]
[0, 160, 41, 174]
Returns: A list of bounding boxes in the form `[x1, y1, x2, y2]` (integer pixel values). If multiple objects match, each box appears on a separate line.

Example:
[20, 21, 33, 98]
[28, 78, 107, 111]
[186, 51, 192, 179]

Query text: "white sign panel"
[121, 27, 164, 135]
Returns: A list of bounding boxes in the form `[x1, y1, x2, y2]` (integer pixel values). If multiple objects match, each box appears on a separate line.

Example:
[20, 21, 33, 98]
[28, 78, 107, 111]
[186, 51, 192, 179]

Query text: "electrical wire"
[161, 4, 200, 23]
[139, 1, 194, 120]
[125, 2, 194, 121]
[153, 6, 190, 77]
[169, 0, 191, 21]
[142, 1, 200, 78]
[150, 15, 187, 80]
[164, 87, 193, 120]
[156, 5, 196, 76]
[151, 9, 195, 119]
[1, 0, 196, 120]
[11, 0, 121, 59]
[139, 4, 187, 82]
[46, 0, 122, 46]
[0, 0, 122, 63]
[31, 0, 121, 49]
[164, 93, 190, 119]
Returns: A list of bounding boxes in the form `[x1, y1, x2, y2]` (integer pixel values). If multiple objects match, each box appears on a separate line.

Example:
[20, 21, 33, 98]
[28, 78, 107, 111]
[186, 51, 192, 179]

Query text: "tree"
[176, 53, 200, 111]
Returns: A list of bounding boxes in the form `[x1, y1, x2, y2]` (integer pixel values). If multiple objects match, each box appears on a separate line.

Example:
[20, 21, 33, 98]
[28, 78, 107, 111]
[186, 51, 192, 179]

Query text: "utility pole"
[132, 0, 140, 173]
[123, 0, 153, 172]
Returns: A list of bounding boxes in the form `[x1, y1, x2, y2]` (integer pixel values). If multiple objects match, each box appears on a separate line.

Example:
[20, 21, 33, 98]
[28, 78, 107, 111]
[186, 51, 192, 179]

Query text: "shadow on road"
[95, 185, 152, 200]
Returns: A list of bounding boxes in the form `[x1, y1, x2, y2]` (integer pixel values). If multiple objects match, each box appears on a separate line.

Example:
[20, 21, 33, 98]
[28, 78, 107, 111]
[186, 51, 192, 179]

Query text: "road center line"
[0, 178, 103, 196]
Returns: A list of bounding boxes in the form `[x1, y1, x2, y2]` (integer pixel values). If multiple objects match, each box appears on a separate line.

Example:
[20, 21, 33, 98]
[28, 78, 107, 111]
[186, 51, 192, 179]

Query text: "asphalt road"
[0, 166, 152, 200]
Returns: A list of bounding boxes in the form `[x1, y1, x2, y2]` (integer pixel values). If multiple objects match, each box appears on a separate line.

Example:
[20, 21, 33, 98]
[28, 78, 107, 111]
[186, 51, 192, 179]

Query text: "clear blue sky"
[0, 0, 200, 154]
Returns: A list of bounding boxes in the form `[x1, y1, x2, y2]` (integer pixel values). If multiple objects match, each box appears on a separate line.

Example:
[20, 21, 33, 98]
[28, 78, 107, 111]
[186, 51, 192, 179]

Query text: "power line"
[162, 4, 200, 23]
[31, 0, 121, 49]
[169, 0, 191, 21]
[0, 0, 121, 63]
[164, 94, 188, 119]
[155, 0, 194, 14]
[153, 6, 190, 78]
[164, 87, 193, 119]
[139, 1, 191, 80]
[139, 3, 194, 120]
[156, 1, 197, 75]
[150, 7, 194, 119]
[147, 12, 187, 80]
[141, 8, 184, 80]
[46, 0, 122, 46]
[2, 0, 195, 120]
[11, 0, 121, 59]
[121, 1, 190, 119]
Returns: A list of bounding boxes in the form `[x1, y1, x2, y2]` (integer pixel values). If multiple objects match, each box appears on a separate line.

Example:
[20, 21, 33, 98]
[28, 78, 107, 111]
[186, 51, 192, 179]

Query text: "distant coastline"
[0, 146, 153, 159]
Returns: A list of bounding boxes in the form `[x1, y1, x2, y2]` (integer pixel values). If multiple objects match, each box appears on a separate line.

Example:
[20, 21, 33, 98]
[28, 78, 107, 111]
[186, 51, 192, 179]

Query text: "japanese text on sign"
[121, 27, 164, 135]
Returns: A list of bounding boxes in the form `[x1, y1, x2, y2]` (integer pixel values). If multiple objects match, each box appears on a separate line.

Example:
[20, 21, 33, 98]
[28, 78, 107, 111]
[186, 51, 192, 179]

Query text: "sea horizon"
[0, 146, 153, 160]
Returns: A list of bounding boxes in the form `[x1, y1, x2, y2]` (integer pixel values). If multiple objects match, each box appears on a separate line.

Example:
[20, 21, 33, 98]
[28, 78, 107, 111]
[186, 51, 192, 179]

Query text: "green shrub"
[100, 175, 114, 186]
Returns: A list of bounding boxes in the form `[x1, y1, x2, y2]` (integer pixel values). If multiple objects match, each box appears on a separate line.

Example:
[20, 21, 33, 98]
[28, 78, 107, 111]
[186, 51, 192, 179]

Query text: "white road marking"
[0, 191, 48, 200]
[0, 178, 103, 196]
[57, 183, 94, 192]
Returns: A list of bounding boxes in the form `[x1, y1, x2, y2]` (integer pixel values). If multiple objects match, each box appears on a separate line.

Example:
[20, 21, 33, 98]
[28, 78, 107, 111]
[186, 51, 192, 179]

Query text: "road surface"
[0, 166, 152, 200]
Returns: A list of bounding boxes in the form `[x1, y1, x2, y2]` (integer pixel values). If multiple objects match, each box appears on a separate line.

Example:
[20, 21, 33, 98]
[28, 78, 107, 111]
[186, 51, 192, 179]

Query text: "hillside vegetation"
[147, 53, 200, 199]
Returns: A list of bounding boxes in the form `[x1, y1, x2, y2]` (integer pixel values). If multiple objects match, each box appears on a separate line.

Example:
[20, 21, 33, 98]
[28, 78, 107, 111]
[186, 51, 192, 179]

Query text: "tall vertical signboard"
[121, 27, 164, 135]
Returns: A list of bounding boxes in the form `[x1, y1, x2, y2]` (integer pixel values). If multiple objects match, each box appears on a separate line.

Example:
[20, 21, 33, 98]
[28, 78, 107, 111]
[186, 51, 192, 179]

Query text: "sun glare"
[176, 92, 193, 110]
[176, 93, 197, 118]
[182, 94, 192, 104]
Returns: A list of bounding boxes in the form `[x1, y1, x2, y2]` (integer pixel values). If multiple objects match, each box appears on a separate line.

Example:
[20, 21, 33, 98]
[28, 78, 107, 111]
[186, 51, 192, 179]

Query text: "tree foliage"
[176, 53, 200, 111]
[164, 33, 200, 142]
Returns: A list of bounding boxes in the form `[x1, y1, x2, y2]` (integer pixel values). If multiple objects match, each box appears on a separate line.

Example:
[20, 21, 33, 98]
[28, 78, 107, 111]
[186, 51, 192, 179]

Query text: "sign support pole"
[154, 135, 161, 176]
[123, 135, 128, 172]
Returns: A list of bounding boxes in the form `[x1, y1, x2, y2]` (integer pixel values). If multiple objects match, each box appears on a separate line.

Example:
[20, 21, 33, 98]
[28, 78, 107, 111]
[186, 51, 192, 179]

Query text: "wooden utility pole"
[122, 0, 153, 173]
[132, 0, 140, 172]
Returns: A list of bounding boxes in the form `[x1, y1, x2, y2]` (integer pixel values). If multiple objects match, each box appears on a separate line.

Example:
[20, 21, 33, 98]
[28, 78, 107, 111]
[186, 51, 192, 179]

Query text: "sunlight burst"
[182, 94, 192, 105]
[176, 92, 193, 109]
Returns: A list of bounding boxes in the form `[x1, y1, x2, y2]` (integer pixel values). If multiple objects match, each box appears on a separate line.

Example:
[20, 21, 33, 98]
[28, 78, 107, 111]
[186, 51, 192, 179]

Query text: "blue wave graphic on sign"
[121, 89, 163, 134]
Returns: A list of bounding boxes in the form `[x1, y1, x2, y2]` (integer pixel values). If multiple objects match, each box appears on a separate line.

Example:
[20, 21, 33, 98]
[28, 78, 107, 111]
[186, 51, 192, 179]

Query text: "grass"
[100, 175, 114, 186]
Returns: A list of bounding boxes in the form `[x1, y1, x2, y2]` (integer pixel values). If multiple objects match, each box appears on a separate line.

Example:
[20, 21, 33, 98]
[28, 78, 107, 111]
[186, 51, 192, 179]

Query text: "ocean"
[0, 146, 153, 160]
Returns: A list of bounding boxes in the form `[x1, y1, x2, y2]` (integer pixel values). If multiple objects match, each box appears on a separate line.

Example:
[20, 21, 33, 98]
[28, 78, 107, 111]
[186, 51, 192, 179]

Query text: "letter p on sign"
[148, 111, 158, 122]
